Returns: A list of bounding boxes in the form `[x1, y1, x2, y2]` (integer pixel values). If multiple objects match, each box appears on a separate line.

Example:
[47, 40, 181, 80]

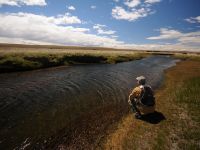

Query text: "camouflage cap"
[136, 76, 146, 81]
[136, 76, 146, 85]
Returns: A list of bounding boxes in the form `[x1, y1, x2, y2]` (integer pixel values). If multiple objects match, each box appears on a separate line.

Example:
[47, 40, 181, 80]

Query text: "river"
[0, 55, 179, 149]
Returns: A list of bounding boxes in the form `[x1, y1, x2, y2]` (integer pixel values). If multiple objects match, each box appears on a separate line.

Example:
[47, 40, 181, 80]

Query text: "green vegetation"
[172, 77, 200, 149]
[0, 47, 148, 72]
[174, 53, 200, 61]
[102, 60, 200, 150]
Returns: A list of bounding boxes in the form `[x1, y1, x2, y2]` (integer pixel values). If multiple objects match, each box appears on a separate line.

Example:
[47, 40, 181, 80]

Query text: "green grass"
[102, 60, 200, 150]
[175, 77, 200, 117]
[174, 53, 200, 61]
[0, 49, 148, 72]
[172, 77, 200, 149]
[152, 77, 200, 150]
[152, 62, 200, 150]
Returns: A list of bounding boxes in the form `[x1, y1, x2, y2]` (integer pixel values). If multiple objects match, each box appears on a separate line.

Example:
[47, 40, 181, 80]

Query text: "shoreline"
[101, 59, 200, 149]
[1, 44, 200, 73]
[0, 50, 148, 73]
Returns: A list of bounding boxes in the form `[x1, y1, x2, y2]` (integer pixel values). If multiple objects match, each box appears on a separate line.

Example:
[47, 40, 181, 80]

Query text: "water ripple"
[0, 56, 179, 149]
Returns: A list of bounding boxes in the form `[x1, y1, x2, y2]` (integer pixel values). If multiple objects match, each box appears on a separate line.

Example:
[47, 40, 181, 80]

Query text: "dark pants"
[131, 100, 141, 115]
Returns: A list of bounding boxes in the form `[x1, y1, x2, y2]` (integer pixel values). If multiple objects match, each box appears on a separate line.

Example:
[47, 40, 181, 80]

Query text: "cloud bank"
[147, 28, 200, 45]
[0, 12, 124, 47]
[0, 0, 47, 6]
[0, 12, 199, 51]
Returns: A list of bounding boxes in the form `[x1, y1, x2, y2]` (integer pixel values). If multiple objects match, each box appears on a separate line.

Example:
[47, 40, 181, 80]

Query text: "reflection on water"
[0, 56, 178, 149]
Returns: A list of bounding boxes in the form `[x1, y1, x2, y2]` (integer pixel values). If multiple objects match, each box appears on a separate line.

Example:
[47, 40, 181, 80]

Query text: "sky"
[0, 0, 200, 51]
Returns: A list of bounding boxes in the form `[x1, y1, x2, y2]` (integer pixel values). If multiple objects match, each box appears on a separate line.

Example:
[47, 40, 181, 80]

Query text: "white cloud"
[0, 12, 123, 47]
[124, 0, 141, 8]
[93, 24, 107, 29]
[68, 5, 75, 11]
[185, 16, 200, 24]
[147, 28, 200, 45]
[0, 0, 47, 6]
[111, 35, 119, 39]
[98, 30, 116, 35]
[93, 24, 116, 35]
[144, 0, 161, 4]
[112, 0, 161, 22]
[65, 26, 90, 32]
[112, 6, 150, 21]
[3, 12, 81, 25]
[0, 12, 199, 52]
[147, 28, 182, 40]
[91, 5, 96, 9]
[113, 0, 119, 2]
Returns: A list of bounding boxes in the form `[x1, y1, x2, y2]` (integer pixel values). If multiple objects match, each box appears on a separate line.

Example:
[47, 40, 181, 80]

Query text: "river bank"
[0, 47, 148, 73]
[102, 59, 200, 149]
[1, 44, 200, 73]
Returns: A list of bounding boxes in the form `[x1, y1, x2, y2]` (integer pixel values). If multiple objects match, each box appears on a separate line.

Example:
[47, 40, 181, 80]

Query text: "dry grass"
[173, 53, 200, 61]
[102, 60, 200, 150]
[0, 46, 149, 73]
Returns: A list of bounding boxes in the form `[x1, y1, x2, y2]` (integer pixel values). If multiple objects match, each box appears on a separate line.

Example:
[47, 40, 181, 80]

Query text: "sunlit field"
[0, 44, 149, 72]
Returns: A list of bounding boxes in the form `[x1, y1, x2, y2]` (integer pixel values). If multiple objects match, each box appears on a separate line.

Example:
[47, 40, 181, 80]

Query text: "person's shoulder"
[145, 85, 152, 88]
[133, 86, 142, 91]
[144, 85, 154, 92]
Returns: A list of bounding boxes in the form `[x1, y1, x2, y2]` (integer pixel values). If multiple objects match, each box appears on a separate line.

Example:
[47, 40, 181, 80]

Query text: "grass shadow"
[140, 111, 166, 124]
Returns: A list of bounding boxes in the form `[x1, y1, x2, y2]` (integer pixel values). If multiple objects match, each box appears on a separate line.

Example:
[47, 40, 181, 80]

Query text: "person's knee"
[131, 100, 136, 106]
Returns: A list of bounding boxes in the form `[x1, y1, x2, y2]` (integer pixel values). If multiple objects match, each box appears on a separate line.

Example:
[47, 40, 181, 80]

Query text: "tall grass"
[0, 49, 148, 72]
[174, 53, 200, 61]
[172, 77, 200, 149]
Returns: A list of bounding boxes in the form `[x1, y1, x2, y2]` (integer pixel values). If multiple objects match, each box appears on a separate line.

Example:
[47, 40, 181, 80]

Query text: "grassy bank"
[173, 53, 200, 61]
[0, 48, 148, 73]
[102, 60, 200, 150]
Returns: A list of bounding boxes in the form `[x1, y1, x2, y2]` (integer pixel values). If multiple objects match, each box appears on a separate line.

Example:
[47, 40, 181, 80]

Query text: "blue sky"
[0, 0, 200, 51]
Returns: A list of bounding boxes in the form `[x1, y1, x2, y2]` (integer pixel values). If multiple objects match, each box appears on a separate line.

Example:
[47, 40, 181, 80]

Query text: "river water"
[0, 56, 178, 149]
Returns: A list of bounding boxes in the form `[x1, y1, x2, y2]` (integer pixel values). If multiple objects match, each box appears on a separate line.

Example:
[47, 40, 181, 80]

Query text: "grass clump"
[0, 55, 42, 71]
[106, 54, 144, 64]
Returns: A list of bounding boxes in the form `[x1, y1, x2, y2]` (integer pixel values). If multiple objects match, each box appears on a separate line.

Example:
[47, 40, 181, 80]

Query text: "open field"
[1, 44, 200, 73]
[0, 44, 149, 73]
[102, 60, 200, 150]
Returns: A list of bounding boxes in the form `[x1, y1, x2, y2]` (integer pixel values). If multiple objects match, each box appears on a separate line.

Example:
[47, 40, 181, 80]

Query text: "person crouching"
[128, 76, 155, 119]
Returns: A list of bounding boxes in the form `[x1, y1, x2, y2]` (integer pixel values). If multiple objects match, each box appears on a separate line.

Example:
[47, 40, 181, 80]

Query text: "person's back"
[140, 85, 155, 106]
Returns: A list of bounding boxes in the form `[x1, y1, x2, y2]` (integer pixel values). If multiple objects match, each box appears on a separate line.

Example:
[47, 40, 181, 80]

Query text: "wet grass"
[102, 60, 200, 150]
[0, 48, 148, 73]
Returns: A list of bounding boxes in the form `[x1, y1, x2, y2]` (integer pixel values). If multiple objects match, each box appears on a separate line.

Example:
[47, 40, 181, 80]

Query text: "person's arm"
[128, 91, 134, 105]
[128, 87, 140, 105]
[147, 85, 154, 95]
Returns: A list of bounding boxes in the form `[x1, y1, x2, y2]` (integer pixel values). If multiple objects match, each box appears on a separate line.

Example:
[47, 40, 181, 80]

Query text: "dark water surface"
[0, 56, 178, 149]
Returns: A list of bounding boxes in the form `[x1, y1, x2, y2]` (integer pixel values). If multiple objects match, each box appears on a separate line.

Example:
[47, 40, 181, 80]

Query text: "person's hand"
[128, 100, 132, 106]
